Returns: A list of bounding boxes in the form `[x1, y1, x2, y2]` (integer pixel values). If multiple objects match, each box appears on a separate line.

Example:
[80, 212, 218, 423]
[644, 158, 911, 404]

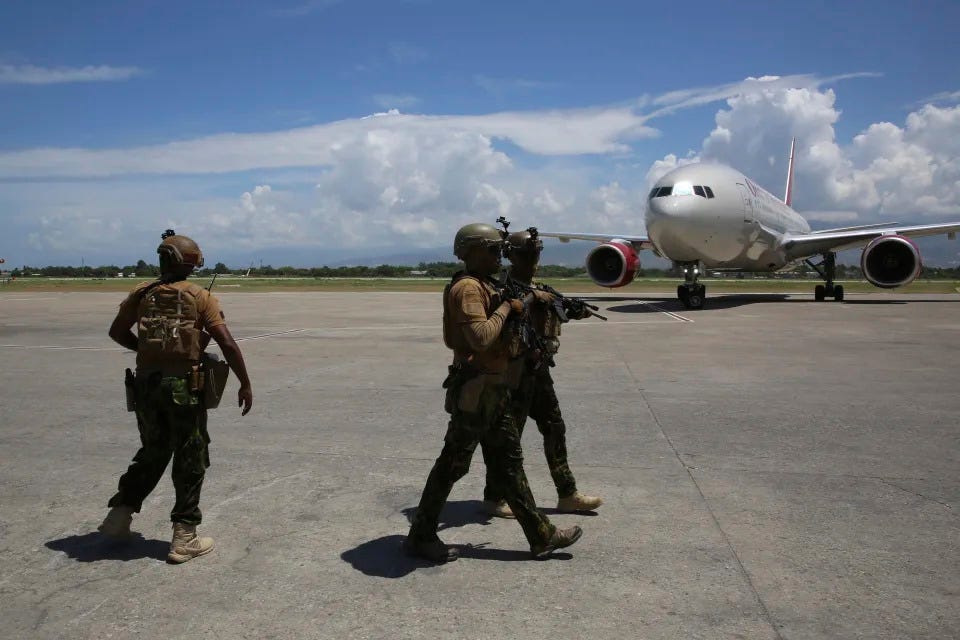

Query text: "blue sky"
[2, 0, 959, 267]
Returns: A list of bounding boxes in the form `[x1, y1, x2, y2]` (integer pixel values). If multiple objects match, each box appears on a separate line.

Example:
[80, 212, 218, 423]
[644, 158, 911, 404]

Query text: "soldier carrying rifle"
[481, 220, 605, 519]
[404, 222, 584, 563]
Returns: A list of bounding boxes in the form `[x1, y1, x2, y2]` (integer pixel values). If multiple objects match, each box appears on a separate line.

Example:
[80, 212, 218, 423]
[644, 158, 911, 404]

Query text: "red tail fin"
[784, 137, 796, 207]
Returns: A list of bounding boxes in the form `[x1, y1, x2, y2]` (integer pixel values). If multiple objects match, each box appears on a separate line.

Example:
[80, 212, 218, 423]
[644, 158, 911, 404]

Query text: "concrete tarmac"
[0, 289, 957, 639]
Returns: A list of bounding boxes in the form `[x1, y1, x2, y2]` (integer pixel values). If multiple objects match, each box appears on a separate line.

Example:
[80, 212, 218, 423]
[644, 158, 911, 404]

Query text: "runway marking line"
[638, 301, 694, 323]
[0, 344, 123, 352]
[236, 329, 307, 342]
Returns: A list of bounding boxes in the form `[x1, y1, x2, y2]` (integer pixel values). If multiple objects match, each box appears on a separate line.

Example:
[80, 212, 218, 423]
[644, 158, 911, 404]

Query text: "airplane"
[542, 139, 960, 309]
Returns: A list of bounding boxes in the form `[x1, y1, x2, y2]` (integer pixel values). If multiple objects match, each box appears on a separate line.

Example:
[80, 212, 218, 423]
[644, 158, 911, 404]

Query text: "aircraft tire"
[834, 285, 844, 301]
[686, 292, 704, 310]
[814, 285, 826, 301]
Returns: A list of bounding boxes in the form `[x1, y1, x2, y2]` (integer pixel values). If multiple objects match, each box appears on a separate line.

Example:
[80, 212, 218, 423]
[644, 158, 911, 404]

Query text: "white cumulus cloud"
[0, 63, 143, 85]
[8, 73, 960, 264]
[673, 82, 960, 221]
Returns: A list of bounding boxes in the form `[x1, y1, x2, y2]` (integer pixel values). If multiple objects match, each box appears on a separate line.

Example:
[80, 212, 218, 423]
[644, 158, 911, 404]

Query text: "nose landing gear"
[676, 262, 706, 309]
[806, 252, 844, 301]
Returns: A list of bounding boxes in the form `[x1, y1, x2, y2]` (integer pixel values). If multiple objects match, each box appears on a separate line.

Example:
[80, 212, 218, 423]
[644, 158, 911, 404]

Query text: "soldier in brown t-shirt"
[404, 223, 584, 563]
[98, 231, 253, 564]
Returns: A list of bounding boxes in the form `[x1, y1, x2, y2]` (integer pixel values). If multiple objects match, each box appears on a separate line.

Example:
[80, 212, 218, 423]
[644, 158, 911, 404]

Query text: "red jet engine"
[585, 241, 640, 288]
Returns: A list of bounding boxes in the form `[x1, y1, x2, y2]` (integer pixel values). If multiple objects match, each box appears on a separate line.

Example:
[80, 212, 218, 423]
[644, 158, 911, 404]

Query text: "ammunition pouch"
[132, 369, 203, 408]
[542, 337, 560, 356]
[166, 376, 197, 406]
[442, 362, 481, 414]
[200, 351, 230, 410]
[503, 320, 524, 358]
[504, 357, 526, 390]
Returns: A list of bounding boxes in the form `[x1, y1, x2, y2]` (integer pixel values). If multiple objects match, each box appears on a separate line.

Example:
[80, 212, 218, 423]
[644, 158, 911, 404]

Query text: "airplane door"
[737, 183, 755, 222]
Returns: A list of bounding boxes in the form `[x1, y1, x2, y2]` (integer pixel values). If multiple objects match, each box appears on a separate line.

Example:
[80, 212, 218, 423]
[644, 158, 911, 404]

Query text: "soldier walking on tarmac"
[482, 228, 604, 519]
[404, 222, 583, 563]
[98, 230, 253, 564]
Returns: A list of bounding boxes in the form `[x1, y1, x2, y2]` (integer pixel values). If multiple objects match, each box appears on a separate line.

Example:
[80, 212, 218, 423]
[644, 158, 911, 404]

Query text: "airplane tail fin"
[783, 137, 796, 207]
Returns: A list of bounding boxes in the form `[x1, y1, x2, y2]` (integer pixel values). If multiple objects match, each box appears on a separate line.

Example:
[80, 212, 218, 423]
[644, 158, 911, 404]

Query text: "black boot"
[403, 536, 459, 563]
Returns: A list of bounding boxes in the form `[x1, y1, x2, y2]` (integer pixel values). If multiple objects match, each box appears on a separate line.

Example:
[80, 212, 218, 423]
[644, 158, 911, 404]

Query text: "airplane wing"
[538, 231, 654, 250]
[783, 222, 960, 261]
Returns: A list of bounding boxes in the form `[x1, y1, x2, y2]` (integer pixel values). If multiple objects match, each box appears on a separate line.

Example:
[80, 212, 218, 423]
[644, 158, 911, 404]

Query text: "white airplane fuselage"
[645, 163, 810, 271]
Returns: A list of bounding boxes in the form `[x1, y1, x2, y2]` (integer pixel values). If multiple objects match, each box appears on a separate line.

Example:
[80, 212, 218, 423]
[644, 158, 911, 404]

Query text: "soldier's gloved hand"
[509, 299, 525, 315]
[532, 290, 556, 305]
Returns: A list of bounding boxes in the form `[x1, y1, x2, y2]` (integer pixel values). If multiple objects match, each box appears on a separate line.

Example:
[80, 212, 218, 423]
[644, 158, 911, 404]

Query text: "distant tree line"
[8, 261, 590, 279]
[8, 261, 960, 280]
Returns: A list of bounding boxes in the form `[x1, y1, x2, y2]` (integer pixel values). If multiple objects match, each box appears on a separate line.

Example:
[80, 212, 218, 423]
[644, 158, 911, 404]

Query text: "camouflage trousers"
[483, 365, 577, 502]
[409, 379, 556, 548]
[108, 373, 211, 525]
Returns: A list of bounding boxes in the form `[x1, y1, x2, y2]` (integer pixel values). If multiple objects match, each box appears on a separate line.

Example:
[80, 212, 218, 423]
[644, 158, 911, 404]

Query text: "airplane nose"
[645, 196, 713, 262]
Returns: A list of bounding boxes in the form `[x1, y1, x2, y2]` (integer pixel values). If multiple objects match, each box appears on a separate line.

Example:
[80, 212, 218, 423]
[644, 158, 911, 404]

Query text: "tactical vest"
[136, 282, 204, 371]
[530, 283, 562, 356]
[442, 272, 520, 357]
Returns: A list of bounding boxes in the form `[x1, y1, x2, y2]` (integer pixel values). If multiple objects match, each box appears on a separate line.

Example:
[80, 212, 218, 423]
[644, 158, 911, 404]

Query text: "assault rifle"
[533, 282, 608, 322]
[495, 271, 551, 369]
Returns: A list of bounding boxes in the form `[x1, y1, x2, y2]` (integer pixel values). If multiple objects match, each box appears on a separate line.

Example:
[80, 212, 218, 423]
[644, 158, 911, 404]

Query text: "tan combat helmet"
[505, 228, 543, 261]
[157, 229, 204, 269]
[453, 223, 504, 260]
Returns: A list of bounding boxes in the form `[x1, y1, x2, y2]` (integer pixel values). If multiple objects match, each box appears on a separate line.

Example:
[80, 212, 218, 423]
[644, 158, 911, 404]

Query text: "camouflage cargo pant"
[483, 365, 577, 502]
[108, 373, 210, 525]
[409, 379, 555, 548]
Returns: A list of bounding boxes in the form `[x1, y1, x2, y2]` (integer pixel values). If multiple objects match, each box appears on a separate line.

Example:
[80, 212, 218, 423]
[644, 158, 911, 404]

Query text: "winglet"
[784, 137, 796, 207]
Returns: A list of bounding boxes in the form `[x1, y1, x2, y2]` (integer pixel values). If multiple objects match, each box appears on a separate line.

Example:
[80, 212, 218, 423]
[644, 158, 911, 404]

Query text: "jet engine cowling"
[860, 235, 922, 288]
[585, 241, 640, 288]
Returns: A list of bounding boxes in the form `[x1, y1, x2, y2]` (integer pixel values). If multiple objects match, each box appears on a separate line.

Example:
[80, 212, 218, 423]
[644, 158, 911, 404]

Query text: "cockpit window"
[655, 186, 672, 197]
[704, 186, 715, 199]
[648, 187, 659, 199]
[672, 182, 694, 196]
[693, 185, 705, 197]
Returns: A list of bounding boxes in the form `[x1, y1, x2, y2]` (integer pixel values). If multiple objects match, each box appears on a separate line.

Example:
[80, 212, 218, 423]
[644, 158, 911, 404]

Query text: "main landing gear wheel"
[679, 284, 706, 310]
[807, 253, 843, 302]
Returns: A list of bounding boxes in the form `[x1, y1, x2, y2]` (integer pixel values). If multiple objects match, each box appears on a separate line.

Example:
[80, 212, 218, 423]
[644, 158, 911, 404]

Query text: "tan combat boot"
[557, 491, 604, 513]
[531, 525, 583, 559]
[167, 523, 214, 564]
[482, 499, 515, 519]
[98, 506, 134, 538]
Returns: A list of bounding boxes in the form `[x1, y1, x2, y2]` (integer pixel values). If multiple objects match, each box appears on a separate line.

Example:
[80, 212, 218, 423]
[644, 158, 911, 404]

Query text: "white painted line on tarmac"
[0, 297, 58, 302]
[0, 344, 124, 352]
[236, 318, 691, 340]
[235, 329, 307, 342]
[638, 301, 694, 322]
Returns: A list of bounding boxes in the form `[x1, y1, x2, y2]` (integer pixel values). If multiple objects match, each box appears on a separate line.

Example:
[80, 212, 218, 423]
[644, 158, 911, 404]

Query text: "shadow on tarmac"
[340, 535, 427, 578]
[596, 294, 952, 313]
[45, 532, 168, 562]
[340, 534, 573, 579]
[605, 294, 792, 313]
[400, 499, 494, 531]
[341, 500, 574, 577]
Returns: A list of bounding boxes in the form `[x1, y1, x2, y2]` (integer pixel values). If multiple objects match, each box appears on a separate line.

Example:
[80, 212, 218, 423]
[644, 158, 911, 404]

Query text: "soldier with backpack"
[98, 230, 253, 564]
